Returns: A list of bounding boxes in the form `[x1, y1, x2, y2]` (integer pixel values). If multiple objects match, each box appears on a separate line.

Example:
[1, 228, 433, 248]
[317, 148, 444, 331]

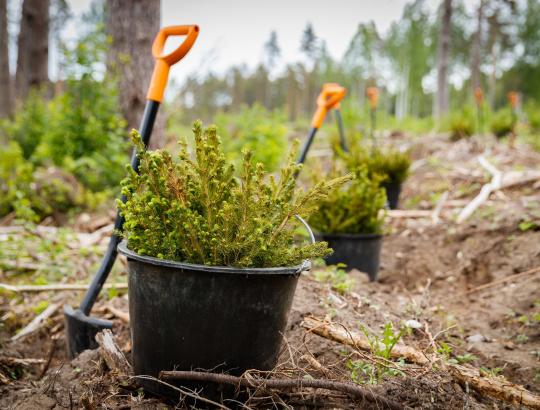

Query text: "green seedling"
[313, 263, 355, 295]
[479, 366, 505, 378]
[519, 220, 538, 232]
[347, 322, 405, 385]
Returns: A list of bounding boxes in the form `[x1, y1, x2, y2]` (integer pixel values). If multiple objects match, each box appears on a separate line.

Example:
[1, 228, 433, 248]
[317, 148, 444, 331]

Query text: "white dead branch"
[11, 303, 60, 341]
[457, 156, 540, 223]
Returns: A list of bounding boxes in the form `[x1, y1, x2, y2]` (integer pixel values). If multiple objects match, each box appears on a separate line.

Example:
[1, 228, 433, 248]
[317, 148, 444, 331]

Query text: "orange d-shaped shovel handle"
[311, 83, 347, 128]
[147, 25, 199, 102]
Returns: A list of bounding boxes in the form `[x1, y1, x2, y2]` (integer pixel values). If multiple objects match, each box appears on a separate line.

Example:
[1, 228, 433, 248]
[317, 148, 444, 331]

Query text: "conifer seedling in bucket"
[117, 121, 349, 398]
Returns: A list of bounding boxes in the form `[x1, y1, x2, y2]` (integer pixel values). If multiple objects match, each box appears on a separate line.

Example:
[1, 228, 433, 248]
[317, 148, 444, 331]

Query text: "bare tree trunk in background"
[15, 0, 49, 101]
[106, 0, 164, 149]
[434, 0, 452, 119]
[0, 0, 12, 117]
[470, 0, 484, 94]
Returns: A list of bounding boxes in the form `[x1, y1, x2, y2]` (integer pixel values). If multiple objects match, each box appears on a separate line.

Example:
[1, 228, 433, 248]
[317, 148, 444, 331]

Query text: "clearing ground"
[0, 133, 539, 409]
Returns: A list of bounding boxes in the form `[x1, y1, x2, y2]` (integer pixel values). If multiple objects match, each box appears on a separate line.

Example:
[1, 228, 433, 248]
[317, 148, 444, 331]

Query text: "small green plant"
[348, 322, 405, 384]
[454, 353, 478, 364]
[490, 109, 515, 138]
[309, 164, 386, 234]
[119, 121, 350, 268]
[519, 220, 538, 232]
[313, 264, 355, 294]
[448, 107, 475, 141]
[479, 366, 505, 378]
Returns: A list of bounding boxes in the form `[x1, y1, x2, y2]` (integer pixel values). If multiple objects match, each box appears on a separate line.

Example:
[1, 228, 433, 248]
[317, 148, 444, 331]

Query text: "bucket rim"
[319, 232, 383, 240]
[117, 240, 309, 275]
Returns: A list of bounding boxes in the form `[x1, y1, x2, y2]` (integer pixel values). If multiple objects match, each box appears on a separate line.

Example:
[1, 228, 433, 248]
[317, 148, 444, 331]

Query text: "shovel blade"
[64, 305, 113, 358]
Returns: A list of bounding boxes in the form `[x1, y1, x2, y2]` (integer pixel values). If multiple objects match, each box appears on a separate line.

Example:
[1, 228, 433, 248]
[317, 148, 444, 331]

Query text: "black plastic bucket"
[117, 241, 308, 399]
[321, 233, 382, 281]
[382, 181, 402, 210]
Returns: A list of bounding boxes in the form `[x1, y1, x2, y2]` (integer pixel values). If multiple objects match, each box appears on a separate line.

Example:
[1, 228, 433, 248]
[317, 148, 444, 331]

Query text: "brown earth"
[0, 133, 539, 409]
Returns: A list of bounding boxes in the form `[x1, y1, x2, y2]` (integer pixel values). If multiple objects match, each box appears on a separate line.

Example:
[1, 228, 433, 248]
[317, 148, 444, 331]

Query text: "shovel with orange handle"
[366, 86, 378, 142]
[64, 25, 199, 358]
[297, 83, 347, 166]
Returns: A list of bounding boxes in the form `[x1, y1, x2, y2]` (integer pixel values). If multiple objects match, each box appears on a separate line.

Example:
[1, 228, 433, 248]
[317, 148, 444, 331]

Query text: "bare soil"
[0, 133, 539, 409]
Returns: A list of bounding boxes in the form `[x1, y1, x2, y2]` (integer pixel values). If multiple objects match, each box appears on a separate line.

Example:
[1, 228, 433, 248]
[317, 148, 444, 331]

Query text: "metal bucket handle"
[294, 214, 315, 273]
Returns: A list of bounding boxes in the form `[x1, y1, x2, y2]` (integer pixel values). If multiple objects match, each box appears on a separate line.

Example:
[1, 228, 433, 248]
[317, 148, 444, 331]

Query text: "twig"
[457, 156, 501, 223]
[105, 305, 130, 324]
[38, 338, 57, 380]
[0, 283, 128, 292]
[464, 266, 540, 295]
[11, 303, 60, 341]
[159, 370, 406, 410]
[304, 317, 540, 409]
[133, 375, 230, 410]
[302, 316, 431, 365]
[0, 357, 45, 366]
[387, 210, 433, 219]
[431, 191, 448, 224]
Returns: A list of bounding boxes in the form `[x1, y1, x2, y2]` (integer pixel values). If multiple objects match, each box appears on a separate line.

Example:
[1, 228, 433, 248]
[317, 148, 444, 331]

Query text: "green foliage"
[448, 106, 475, 141]
[0, 141, 85, 221]
[490, 109, 515, 138]
[348, 322, 405, 384]
[313, 263, 355, 294]
[119, 121, 350, 268]
[213, 104, 288, 172]
[0, 16, 127, 194]
[309, 163, 386, 234]
[525, 101, 540, 132]
[366, 147, 411, 185]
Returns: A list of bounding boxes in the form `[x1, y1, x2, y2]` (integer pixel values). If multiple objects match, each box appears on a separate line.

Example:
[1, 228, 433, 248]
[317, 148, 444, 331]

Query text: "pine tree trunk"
[15, 0, 49, 101]
[435, 0, 452, 119]
[470, 0, 484, 94]
[106, 0, 164, 149]
[0, 0, 12, 117]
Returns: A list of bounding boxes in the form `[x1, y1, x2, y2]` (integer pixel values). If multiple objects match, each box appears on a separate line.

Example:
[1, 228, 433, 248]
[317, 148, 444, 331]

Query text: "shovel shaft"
[79, 100, 160, 314]
[334, 109, 347, 152]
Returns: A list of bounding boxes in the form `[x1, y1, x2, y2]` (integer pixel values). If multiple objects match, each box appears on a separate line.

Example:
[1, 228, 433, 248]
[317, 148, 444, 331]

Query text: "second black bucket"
[322, 233, 382, 281]
[382, 181, 402, 210]
[117, 241, 307, 400]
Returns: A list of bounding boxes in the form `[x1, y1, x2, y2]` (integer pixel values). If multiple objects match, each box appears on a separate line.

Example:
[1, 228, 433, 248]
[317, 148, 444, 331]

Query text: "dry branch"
[0, 283, 128, 292]
[457, 157, 540, 223]
[387, 210, 434, 219]
[457, 156, 501, 223]
[449, 364, 540, 409]
[105, 305, 130, 323]
[11, 303, 60, 341]
[303, 317, 540, 409]
[464, 266, 540, 295]
[159, 370, 406, 410]
[302, 316, 431, 365]
[95, 329, 131, 376]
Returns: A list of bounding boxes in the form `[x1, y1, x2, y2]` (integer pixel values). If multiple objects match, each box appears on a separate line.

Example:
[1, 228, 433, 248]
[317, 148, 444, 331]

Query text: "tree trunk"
[470, 0, 484, 94]
[106, 0, 164, 149]
[0, 0, 12, 117]
[434, 0, 452, 119]
[15, 0, 49, 101]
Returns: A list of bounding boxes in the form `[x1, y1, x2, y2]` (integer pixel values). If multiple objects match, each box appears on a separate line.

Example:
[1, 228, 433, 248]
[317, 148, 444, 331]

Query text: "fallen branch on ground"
[11, 303, 60, 341]
[449, 364, 540, 409]
[95, 329, 131, 376]
[105, 305, 129, 323]
[302, 317, 540, 409]
[159, 370, 406, 410]
[302, 317, 431, 365]
[0, 283, 128, 292]
[0, 357, 45, 366]
[457, 156, 502, 223]
[465, 266, 540, 295]
[457, 157, 540, 223]
[387, 210, 434, 219]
